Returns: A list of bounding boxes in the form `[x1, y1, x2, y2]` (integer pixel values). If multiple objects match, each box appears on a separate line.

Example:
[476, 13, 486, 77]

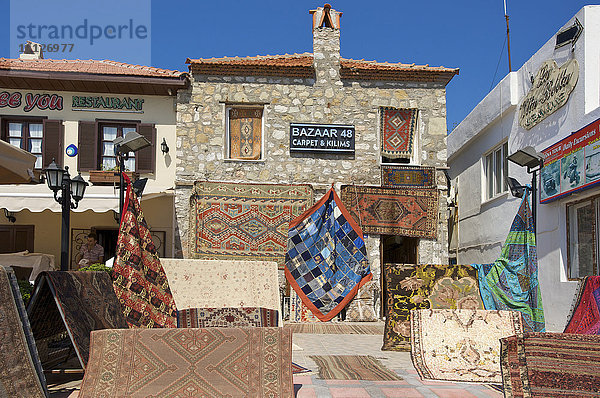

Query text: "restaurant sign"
[72, 95, 144, 113]
[290, 123, 355, 154]
[540, 117, 600, 203]
[519, 59, 578, 130]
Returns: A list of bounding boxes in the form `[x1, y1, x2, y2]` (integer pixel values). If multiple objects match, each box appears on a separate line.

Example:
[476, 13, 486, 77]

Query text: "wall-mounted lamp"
[161, 138, 170, 155]
[3, 209, 16, 223]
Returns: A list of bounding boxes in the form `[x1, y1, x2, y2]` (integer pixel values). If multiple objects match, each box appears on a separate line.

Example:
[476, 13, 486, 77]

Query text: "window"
[483, 142, 508, 200]
[0, 118, 64, 169]
[225, 107, 263, 160]
[567, 196, 599, 278]
[0, 225, 34, 254]
[77, 121, 155, 173]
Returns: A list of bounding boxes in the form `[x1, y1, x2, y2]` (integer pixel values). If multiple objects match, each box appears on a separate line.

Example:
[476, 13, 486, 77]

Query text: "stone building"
[175, 4, 458, 320]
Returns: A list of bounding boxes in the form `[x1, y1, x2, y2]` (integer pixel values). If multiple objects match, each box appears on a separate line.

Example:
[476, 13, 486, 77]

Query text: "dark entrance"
[380, 235, 418, 317]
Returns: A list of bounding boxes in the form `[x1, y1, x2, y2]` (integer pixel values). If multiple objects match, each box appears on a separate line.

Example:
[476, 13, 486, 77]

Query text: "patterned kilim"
[500, 333, 600, 398]
[285, 187, 372, 322]
[340, 185, 439, 238]
[190, 181, 313, 266]
[79, 327, 293, 397]
[411, 309, 523, 383]
[564, 276, 600, 334]
[177, 307, 278, 328]
[310, 355, 402, 381]
[161, 259, 280, 314]
[112, 173, 177, 328]
[28, 271, 129, 368]
[285, 323, 384, 335]
[381, 108, 417, 158]
[289, 288, 321, 323]
[0, 267, 47, 398]
[382, 264, 483, 351]
[381, 165, 436, 188]
[472, 194, 545, 332]
[229, 108, 262, 160]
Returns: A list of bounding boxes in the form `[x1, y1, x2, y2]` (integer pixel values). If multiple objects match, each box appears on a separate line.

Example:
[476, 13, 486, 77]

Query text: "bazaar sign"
[519, 59, 579, 130]
[290, 123, 355, 154]
[540, 117, 600, 203]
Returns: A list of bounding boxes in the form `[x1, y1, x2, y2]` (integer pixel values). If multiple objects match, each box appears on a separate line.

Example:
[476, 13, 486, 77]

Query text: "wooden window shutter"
[42, 119, 64, 168]
[78, 121, 98, 172]
[136, 123, 156, 173]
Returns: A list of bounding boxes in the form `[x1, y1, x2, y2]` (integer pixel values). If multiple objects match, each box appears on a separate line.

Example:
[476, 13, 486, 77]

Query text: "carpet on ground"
[381, 165, 436, 188]
[471, 194, 545, 332]
[500, 332, 600, 398]
[285, 187, 372, 322]
[410, 309, 523, 383]
[189, 181, 313, 267]
[382, 264, 483, 351]
[289, 288, 320, 323]
[0, 266, 47, 398]
[177, 307, 278, 328]
[564, 276, 600, 334]
[380, 107, 418, 159]
[28, 271, 128, 368]
[310, 355, 402, 381]
[79, 327, 293, 397]
[340, 185, 439, 238]
[112, 173, 177, 328]
[161, 259, 280, 316]
[285, 322, 384, 335]
[291, 362, 311, 374]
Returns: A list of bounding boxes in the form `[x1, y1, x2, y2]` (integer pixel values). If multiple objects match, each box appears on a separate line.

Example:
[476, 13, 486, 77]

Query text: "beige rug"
[310, 355, 401, 381]
[410, 309, 523, 383]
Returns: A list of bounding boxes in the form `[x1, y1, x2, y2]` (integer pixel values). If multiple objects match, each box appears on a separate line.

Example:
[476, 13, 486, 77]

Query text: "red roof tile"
[0, 58, 185, 79]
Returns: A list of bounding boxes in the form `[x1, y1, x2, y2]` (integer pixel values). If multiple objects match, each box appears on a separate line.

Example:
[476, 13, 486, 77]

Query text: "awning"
[0, 188, 174, 213]
[0, 139, 36, 184]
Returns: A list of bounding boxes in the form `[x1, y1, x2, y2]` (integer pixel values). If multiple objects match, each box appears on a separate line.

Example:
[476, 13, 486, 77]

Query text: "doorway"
[380, 235, 418, 317]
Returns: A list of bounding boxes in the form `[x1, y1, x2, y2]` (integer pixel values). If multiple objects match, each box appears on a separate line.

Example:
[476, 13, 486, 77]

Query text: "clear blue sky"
[0, 0, 592, 131]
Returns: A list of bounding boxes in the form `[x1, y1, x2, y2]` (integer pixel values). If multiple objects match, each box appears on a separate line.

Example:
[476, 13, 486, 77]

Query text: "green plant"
[18, 280, 33, 305]
[78, 263, 113, 274]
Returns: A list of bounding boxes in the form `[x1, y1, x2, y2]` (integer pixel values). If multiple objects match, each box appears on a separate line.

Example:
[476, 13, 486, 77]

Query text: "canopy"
[0, 139, 36, 184]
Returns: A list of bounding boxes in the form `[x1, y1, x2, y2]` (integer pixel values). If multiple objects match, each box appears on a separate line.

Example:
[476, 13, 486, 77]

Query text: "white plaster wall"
[448, 6, 600, 331]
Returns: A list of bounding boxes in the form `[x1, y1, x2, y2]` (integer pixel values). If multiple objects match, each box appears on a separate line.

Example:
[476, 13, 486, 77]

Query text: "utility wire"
[490, 35, 507, 91]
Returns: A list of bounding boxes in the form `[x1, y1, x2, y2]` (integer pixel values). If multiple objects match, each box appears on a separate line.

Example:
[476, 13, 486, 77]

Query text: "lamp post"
[44, 159, 88, 271]
[113, 131, 151, 223]
[507, 146, 544, 233]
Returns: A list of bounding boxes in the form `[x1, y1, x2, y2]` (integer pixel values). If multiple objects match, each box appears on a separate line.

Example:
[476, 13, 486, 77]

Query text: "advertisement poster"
[540, 118, 600, 203]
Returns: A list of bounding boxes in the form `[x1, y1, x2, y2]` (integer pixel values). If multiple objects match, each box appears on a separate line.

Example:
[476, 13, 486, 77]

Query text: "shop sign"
[519, 59, 578, 130]
[72, 95, 144, 113]
[0, 91, 63, 112]
[290, 123, 355, 154]
[540, 117, 600, 203]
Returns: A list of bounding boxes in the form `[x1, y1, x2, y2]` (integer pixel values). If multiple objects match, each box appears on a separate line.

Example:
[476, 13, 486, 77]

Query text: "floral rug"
[310, 355, 402, 381]
[79, 327, 293, 397]
[411, 309, 523, 383]
[382, 264, 483, 351]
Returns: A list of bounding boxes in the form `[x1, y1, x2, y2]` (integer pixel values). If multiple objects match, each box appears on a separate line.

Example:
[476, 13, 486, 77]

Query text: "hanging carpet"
[471, 194, 545, 332]
[382, 264, 483, 351]
[285, 187, 372, 322]
[112, 173, 177, 328]
[411, 309, 523, 383]
[228, 108, 263, 160]
[564, 276, 600, 334]
[0, 266, 47, 398]
[79, 327, 293, 397]
[27, 271, 128, 369]
[289, 288, 321, 323]
[340, 185, 439, 238]
[190, 181, 313, 267]
[381, 165, 436, 188]
[380, 107, 418, 159]
[501, 333, 600, 398]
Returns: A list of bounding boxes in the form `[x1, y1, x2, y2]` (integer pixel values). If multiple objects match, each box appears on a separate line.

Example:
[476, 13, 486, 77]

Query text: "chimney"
[19, 41, 44, 60]
[309, 4, 342, 86]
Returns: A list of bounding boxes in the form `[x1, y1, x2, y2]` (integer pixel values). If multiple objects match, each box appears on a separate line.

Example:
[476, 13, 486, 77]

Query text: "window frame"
[566, 194, 600, 279]
[482, 141, 509, 202]
[97, 122, 138, 172]
[224, 105, 265, 162]
[2, 117, 46, 169]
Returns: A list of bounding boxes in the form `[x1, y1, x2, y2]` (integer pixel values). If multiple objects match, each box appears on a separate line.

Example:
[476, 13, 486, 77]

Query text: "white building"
[448, 6, 600, 331]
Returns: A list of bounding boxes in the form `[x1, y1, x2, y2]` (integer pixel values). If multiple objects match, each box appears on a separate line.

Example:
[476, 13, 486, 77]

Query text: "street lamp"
[113, 131, 151, 222]
[44, 159, 88, 271]
[507, 146, 544, 233]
